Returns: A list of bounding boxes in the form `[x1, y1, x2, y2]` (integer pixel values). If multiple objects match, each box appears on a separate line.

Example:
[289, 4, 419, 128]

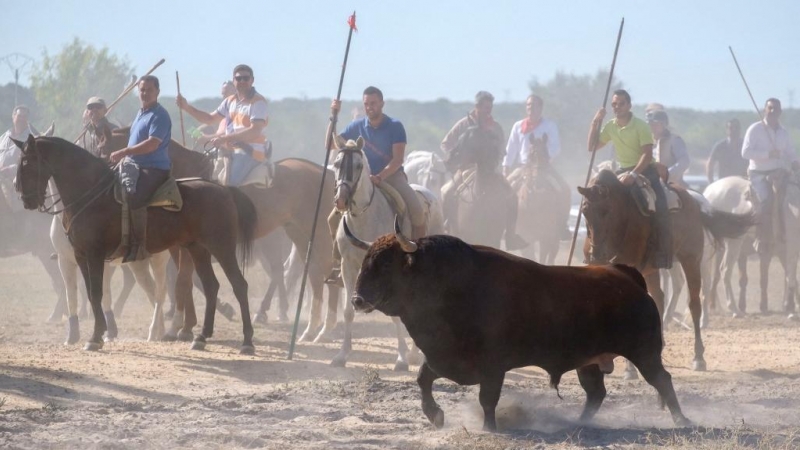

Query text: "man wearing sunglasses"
[177, 64, 269, 185]
[80, 97, 118, 159]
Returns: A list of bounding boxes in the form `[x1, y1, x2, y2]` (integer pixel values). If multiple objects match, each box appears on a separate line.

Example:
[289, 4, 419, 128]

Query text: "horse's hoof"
[218, 303, 236, 322]
[298, 331, 312, 343]
[240, 345, 255, 355]
[84, 341, 103, 351]
[330, 356, 347, 368]
[191, 339, 206, 351]
[692, 359, 707, 371]
[313, 330, 333, 344]
[161, 333, 177, 342]
[623, 370, 639, 381]
[788, 313, 799, 322]
[393, 360, 409, 372]
[104, 311, 118, 340]
[64, 316, 80, 345]
[253, 312, 268, 326]
[177, 329, 194, 342]
[433, 410, 445, 429]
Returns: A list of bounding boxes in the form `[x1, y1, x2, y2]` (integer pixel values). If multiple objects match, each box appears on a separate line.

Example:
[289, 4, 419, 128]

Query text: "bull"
[345, 218, 691, 431]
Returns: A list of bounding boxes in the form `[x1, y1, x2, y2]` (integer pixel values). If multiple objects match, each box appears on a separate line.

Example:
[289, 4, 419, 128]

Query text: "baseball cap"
[86, 97, 106, 108]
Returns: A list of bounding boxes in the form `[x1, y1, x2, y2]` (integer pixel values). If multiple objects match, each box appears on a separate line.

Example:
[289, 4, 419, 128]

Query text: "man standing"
[588, 89, 671, 268]
[742, 98, 799, 255]
[109, 76, 172, 263]
[80, 97, 118, 159]
[647, 109, 690, 187]
[706, 119, 748, 182]
[0, 105, 38, 211]
[177, 64, 268, 185]
[439, 91, 527, 250]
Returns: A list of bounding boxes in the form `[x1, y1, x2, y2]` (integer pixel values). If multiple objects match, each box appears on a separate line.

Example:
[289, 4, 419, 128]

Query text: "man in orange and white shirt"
[177, 64, 269, 185]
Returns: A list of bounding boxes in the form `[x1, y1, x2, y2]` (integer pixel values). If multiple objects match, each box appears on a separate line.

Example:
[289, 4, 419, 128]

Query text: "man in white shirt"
[742, 97, 799, 255]
[0, 105, 38, 212]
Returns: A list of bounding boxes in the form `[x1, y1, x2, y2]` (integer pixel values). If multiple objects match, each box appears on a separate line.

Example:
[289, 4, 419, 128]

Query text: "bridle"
[335, 147, 376, 217]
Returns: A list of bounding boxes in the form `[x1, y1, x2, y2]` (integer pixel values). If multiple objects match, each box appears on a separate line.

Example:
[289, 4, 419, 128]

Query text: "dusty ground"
[1, 247, 800, 449]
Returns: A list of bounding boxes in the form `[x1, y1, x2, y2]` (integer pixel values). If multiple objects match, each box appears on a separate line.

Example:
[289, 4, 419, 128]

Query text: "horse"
[443, 126, 514, 249]
[404, 150, 450, 198]
[509, 134, 571, 264]
[13, 135, 257, 353]
[329, 136, 443, 370]
[578, 169, 754, 374]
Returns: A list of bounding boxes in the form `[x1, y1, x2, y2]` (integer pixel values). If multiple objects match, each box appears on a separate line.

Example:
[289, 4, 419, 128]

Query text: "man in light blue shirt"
[647, 110, 689, 187]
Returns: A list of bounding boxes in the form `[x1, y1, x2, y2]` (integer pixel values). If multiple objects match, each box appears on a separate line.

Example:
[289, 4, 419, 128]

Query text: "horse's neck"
[347, 177, 394, 239]
[50, 150, 111, 205]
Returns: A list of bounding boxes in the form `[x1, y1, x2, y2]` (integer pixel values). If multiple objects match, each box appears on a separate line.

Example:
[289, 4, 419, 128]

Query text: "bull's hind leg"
[632, 355, 692, 427]
[186, 245, 219, 351]
[577, 365, 607, 423]
[678, 253, 706, 371]
[417, 362, 444, 429]
[478, 372, 505, 431]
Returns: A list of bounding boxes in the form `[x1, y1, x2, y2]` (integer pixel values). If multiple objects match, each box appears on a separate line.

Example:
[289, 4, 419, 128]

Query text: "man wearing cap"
[109, 75, 172, 263]
[647, 109, 690, 187]
[81, 97, 118, 159]
[176, 64, 269, 185]
[588, 89, 672, 268]
[439, 91, 528, 250]
[706, 119, 748, 183]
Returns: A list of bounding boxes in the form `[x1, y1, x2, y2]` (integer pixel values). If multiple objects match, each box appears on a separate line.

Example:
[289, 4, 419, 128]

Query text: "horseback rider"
[325, 86, 426, 285]
[707, 118, 748, 183]
[440, 91, 528, 250]
[176, 64, 270, 185]
[504, 94, 572, 239]
[588, 89, 672, 269]
[80, 97, 119, 159]
[742, 98, 800, 254]
[109, 75, 172, 263]
[647, 109, 690, 188]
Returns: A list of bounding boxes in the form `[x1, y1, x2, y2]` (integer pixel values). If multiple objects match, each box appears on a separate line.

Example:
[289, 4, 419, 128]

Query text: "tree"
[30, 38, 137, 140]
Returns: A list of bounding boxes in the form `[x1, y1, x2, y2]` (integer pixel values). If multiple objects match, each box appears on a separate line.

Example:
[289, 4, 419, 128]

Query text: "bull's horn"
[394, 215, 418, 253]
[343, 217, 372, 251]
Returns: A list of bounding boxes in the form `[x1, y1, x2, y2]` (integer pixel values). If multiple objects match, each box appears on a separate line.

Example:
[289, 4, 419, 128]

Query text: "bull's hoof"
[674, 415, 694, 427]
[330, 355, 347, 368]
[177, 329, 194, 342]
[191, 337, 207, 351]
[253, 312, 268, 326]
[240, 345, 255, 355]
[218, 303, 236, 322]
[161, 332, 177, 342]
[623, 369, 639, 381]
[393, 360, 409, 372]
[432, 410, 444, 429]
[692, 359, 707, 371]
[84, 340, 103, 351]
[64, 316, 80, 345]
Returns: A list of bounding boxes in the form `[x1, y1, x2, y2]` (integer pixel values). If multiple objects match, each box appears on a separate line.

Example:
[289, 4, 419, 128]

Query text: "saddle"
[623, 172, 681, 216]
[113, 176, 187, 211]
[375, 181, 433, 226]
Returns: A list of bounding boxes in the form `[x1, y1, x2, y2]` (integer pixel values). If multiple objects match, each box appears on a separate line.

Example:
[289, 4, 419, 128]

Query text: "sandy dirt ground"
[1, 245, 800, 449]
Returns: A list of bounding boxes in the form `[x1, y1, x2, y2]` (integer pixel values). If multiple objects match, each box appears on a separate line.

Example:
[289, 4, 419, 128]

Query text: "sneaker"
[504, 233, 529, 251]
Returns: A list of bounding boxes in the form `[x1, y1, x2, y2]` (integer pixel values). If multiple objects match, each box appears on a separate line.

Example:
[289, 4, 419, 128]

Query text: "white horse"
[330, 136, 444, 370]
[404, 150, 450, 198]
[50, 213, 170, 344]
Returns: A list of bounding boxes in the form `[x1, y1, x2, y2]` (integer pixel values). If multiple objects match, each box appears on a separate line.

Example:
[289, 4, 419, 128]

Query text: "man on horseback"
[80, 97, 118, 159]
[742, 98, 799, 254]
[440, 91, 527, 250]
[647, 110, 689, 188]
[109, 75, 172, 263]
[707, 118, 747, 183]
[588, 89, 672, 268]
[504, 94, 572, 240]
[176, 64, 270, 186]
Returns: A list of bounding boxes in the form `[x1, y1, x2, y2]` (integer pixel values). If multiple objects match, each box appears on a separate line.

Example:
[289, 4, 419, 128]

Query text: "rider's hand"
[176, 94, 187, 110]
[331, 99, 342, 116]
[619, 172, 635, 186]
[109, 148, 128, 164]
[370, 174, 382, 185]
[210, 135, 228, 147]
[593, 108, 606, 125]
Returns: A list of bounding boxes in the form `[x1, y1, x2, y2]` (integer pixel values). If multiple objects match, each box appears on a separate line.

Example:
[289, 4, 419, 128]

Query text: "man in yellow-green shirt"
[587, 89, 671, 269]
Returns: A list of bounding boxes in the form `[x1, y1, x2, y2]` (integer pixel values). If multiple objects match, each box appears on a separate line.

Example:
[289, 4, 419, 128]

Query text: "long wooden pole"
[176, 71, 187, 147]
[288, 12, 357, 360]
[74, 58, 166, 143]
[567, 18, 625, 266]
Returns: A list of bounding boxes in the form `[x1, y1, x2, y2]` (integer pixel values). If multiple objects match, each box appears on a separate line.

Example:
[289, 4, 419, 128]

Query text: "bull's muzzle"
[351, 294, 372, 312]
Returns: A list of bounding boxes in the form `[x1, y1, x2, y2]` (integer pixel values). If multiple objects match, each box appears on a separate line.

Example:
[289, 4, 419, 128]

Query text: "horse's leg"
[102, 263, 117, 342]
[164, 255, 177, 320]
[778, 246, 797, 316]
[392, 317, 411, 372]
[212, 247, 254, 354]
[299, 253, 324, 342]
[186, 244, 219, 351]
[57, 252, 80, 345]
[76, 252, 107, 351]
[128, 258, 160, 341]
[150, 252, 169, 340]
[759, 248, 772, 313]
[166, 247, 196, 342]
[112, 265, 137, 317]
[722, 237, 744, 317]
[738, 241, 750, 313]
[314, 283, 340, 343]
[190, 269, 236, 322]
[38, 254, 67, 323]
[254, 244, 276, 325]
[331, 260, 357, 367]
[665, 267, 685, 327]
[708, 247, 723, 312]
[678, 253, 706, 371]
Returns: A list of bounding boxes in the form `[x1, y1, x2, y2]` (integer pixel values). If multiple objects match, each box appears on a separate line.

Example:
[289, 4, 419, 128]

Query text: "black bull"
[346, 221, 690, 431]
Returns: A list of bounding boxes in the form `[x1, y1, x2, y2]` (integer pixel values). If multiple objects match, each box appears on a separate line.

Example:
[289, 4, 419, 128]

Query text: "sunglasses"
[87, 105, 104, 111]
[234, 75, 251, 82]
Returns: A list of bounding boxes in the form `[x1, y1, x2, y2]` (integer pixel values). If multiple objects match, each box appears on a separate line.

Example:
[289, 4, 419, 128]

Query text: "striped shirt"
[216, 88, 268, 160]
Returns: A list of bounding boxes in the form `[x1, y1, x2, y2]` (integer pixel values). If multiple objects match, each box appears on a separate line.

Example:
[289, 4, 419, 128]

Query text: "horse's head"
[12, 134, 51, 211]
[447, 126, 501, 174]
[577, 169, 630, 263]
[526, 133, 549, 167]
[332, 135, 370, 212]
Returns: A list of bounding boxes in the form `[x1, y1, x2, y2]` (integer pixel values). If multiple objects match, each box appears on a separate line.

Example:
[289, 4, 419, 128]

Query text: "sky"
[2, 0, 799, 111]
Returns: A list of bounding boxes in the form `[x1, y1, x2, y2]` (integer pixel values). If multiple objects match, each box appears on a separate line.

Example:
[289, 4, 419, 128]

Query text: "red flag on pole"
[348, 11, 357, 31]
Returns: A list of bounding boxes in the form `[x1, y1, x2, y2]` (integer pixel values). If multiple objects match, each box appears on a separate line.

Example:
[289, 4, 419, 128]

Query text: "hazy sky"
[3, 0, 798, 110]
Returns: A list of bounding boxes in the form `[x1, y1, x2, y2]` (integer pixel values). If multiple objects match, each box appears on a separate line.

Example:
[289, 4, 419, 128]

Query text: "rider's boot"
[123, 207, 149, 263]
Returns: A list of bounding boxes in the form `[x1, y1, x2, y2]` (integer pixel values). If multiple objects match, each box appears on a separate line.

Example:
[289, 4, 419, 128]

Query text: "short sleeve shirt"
[216, 88, 268, 160]
[340, 115, 407, 175]
[599, 115, 653, 168]
[128, 103, 172, 170]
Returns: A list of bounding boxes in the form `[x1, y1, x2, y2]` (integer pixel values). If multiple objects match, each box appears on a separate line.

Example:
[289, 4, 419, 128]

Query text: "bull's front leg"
[478, 372, 505, 431]
[577, 365, 607, 423]
[417, 362, 443, 428]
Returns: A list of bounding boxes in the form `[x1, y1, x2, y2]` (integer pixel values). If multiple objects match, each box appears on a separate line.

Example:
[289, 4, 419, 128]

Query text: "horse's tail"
[228, 187, 257, 269]
[700, 210, 756, 245]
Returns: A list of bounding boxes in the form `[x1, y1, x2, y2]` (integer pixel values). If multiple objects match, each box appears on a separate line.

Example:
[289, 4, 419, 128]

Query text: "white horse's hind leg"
[58, 253, 81, 345]
[140, 252, 168, 341]
[722, 237, 745, 317]
[102, 264, 118, 341]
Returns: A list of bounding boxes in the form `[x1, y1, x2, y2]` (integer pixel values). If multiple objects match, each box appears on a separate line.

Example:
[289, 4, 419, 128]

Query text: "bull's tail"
[612, 264, 647, 291]
[700, 210, 756, 246]
[228, 186, 257, 270]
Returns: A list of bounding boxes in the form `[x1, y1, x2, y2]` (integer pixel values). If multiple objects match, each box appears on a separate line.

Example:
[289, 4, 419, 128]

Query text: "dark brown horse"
[13, 135, 258, 353]
[578, 169, 754, 373]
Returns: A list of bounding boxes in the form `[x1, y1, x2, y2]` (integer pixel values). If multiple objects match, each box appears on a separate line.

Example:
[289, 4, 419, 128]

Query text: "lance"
[74, 58, 166, 144]
[176, 71, 187, 146]
[729, 46, 778, 150]
[288, 11, 357, 360]
[567, 18, 624, 266]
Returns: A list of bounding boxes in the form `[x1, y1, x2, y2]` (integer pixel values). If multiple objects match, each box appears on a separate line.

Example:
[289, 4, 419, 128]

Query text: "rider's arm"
[588, 108, 608, 152]
[632, 144, 654, 175]
[502, 123, 521, 176]
[668, 136, 690, 180]
[547, 121, 562, 160]
[216, 119, 265, 145]
[440, 118, 466, 155]
[377, 142, 406, 181]
[122, 136, 162, 156]
[177, 94, 224, 126]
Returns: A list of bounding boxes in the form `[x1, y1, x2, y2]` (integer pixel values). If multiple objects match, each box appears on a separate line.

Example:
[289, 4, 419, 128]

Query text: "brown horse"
[13, 135, 258, 353]
[578, 169, 754, 373]
[510, 134, 570, 264]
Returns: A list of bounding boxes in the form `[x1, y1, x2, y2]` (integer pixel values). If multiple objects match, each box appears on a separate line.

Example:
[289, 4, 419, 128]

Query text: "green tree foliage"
[30, 38, 137, 140]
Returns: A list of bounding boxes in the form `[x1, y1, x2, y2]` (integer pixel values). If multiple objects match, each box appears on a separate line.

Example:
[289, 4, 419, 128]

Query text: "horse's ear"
[44, 122, 55, 137]
[10, 137, 25, 151]
[26, 133, 36, 149]
[355, 136, 365, 150]
[577, 186, 591, 198]
[332, 134, 346, 151]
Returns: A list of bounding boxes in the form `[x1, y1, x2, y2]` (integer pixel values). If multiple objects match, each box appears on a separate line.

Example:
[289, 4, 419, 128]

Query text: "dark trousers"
[125, 168, 170, 209]
[641, 165, 672, 268]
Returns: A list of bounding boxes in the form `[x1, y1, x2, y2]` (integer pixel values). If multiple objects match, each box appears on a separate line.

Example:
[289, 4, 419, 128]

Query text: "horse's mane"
[36, 136, 110, 171]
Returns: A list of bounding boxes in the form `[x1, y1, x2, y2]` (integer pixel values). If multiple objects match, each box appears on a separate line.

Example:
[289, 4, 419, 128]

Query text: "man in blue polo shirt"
[324, 86, 425, 284]
[109, 75, 172, 262]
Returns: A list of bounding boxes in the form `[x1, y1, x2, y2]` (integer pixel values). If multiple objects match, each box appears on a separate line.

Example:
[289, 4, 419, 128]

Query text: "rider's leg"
[124, 168, 170, 263]
[384, 170, 426, 239]
[643, 165, 672, 269]
[749, 171, 773, 254]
